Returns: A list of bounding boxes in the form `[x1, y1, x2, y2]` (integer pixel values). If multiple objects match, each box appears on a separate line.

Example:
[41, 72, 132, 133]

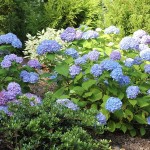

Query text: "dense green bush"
[102, 0, 150, 36]
[0, 93, 111, 150]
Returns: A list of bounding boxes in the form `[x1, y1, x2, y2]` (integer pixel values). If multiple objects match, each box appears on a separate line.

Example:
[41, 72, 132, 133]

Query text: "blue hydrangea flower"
[147, 116, 150, 125]
[124, 58, 134, 67]
[96, 112, 107, 125]
[118, 75, 130, 86]
[7, 82, 21, 95]
[81, 30, 99, 40]
[133, 56, 143, 65]
[144, 64, 150, 74]
[75, 30, 83, 40]
[56, 99, 79, 111]
[5, 54, 17, 61]
[110, 68, 123, 81]
[100, 59, 122, 71]
[133, 29, 147, 39]
[27, 59, 41, 69]
[91, 64, 103, 77]
[110, 50, 121, 60]
[29, 72, 39, 83]
[0, 106, 9, 114]
[82, 54, 88, 60]
[0, 33, 22, 48]
[126, 86, 140, 99]
[37, 40, 61, 55]
[105, 97, 122, 113]
[139, 44, 149, 51]
[49, 72, 58, 79]
[69, 65, 82, 76]
[1, 60, 12, 68]
[15, 57, 23, 63]
[140, 48, 150, 61]
[65, 48, 79, 58]
[141, 35, 150, 44]
[74, 57, 86, 65]
[60, 27, 76, 42]
[119, 37, 139, 50]
[87, 50, 100, 61]
[104, 26, 120, 34]
[147, 89, 150, 95]
[0, 90, 8, 106]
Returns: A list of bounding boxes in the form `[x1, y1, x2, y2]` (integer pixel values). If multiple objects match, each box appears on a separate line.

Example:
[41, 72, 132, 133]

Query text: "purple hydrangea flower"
[74, 57, 86, 65]
[96, 112, 107, 125]
[75, 30, 83, 40]
[65, 48, 79, 58]
[1, 60, 12, 68]
[100, 59, 122, 71]
[0, 106, 9, 114]
[0, 90, 8, 105]
[139, 44, 149, 51]
[5, 54, 17, 61]
[7, 82, 21, 96]
[110, 50, 121, 60]
[124, 58, 134, 67]
[87, 50, 100, 61]
[81, 30, 99, 40]
[147, 116, 150, 125]
[110, 68, 123, 81]
[119, 37, 139, 50]
[15, 57, 23, 63]
[105, 97, 122, 113]
[91, 64, 103, 77]
[56, 99, 79, 111]
[133, 29, 147, 39]
[104, 26, 120, 34]
[144, 64, 150, 74]
[126, 86, 140, 99]
[27, 59, 41, 69]
[118, 75, 130, 86]
[60, 27, 76, 42]
[140, 48, 150, 61]
[37, 40, 61, 55]
[69, 65, 82, 76]
[141, 35, 150, 44]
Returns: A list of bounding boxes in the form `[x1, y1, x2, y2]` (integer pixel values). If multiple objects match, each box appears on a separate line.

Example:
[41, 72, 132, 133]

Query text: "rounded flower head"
[133, 56, 142, 65]
[96, 112, 107, 125]
[56, 99, 79, 111]
[87, 50, 100, 61]
[65, 48, 79, 59]
[144, 64, 150, 74]
[1, 60, 11, 68]
[124, 58, 134, 67]
[110, 50, 121, 60]
[60, 27, 76, 42]
[104, 26, 120, 34]
[110, 68, 123, 81]
[126, 86, 140, 99]
[119, 36, 139, 50]
[141, 35, 150, 44]
[105, 97, 122, 113]
[15, 57, 23, 63]
[74, 57, 86, 65]
[29, 72, 39, 83]
[69, 65, 82, 76]
[91, 64, 103, 77]
[7, 82, 21, 95]
[100, 59, 122, 71]
[133, 29, 147, 39]
[140, 48, 150, 61]
[75, 30, 83, 40]
[27, 59, 41, 69]
[81, 30, 99, 40]
[0, 90, 8, 105]
[139, 44, 149, 51]
[118, 75, 130, 86]
[37, 40, 61, 55]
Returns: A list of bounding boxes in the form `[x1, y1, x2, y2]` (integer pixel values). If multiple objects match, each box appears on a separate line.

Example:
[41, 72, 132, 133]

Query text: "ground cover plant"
[0, 25, 150, 149]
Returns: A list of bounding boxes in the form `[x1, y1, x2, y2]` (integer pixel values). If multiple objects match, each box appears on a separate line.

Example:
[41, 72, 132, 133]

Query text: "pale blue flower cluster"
[81, 30, 99, 40]
[124, 58, 134, 67]
[74, 57, 87, 65]
[139, 44, 149, 51]
[75, 30, 83, 40]
[110, 68, 123, 81]
[96, 112, 107, 125]
[20, 70, 39, 83]
[141, 35, 150, 44]
[105, 97, 122, 113]
[65, 48, 79, 58]
[133, 29, 147, 39]
[37, 40, 61, 55]
[104, 26, 120, 34]
[87, 50, 100, 61]
[110, 50, 121, 60]
[140, 48, 150, 61]
[69, 65, 82, 76]
[133, 56, 142, 65]
[0, 106, 9, 114]
[0, 33, 22, 48]
[119, 37, 139, 50]
[27, 59, 41, 69]
[56, 99, 79, 111]
[1, 54, 23, 68]
[49, 72, 58, 79]
[91, 64, 103, 77]
[100, 59, 122, 71]
[118, 75, 130, 86]
[144, 64, 150, 74]
[60, 27, 76, 42]
[126, 86, 140, 99]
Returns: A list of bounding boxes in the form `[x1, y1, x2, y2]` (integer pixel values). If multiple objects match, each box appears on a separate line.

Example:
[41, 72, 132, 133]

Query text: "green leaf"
[82, 79, 96, 90]
[125, 109, 133, 121]
[91, 104, 98, 110]
[0, 69, 7, 75]
[121, 124, 127, 133]
[52, 87, 65, 99]
[72, 86, 84, 96]
[83, 40, 92, 48]
[77, 101, 87, 107]
[83, 92, 93, 98]
[134, 115, 147, 124]
[55, 62, 69, 77]
[41, 73, 51, 78]
[140, 127, 146, 136]
[46, 53, 55, 61]
[128, 100, 137, 106]
[130, 129, 136, 137]
[74, 73, 82, 83]
[102, 95, 109, 102]
[108, 121, 116, 132]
